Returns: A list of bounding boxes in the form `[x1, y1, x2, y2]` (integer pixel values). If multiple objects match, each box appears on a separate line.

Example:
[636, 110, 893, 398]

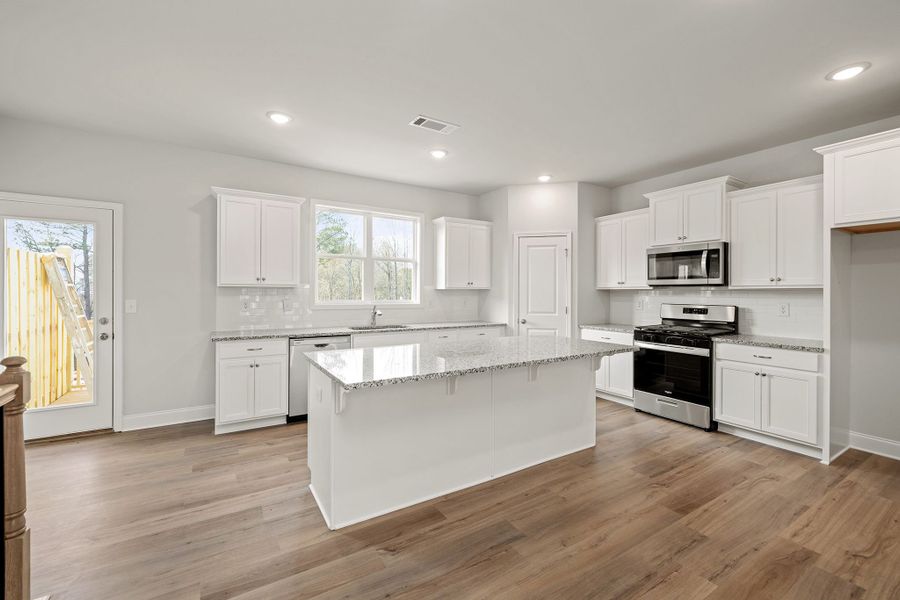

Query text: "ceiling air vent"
[409, 115, 460, 135]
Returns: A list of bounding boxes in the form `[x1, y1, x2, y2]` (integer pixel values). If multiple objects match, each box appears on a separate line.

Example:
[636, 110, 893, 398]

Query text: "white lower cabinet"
[355, 326, 505, 348]
[714, 344, 819, 447]
[215, 339, 288, 434]
[580, 328, 634, 399]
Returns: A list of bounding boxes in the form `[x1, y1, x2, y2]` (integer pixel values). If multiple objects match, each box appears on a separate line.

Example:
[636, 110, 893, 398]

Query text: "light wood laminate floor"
[26, 400, 900, 599]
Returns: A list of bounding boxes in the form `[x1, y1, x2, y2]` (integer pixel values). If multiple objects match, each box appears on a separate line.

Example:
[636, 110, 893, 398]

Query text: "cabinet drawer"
[217, 338, 288, 359]
[580, 329, 633, 346]
[428, 330, 459, 342]
[457, 327, 504, 341]
[715, 343, 819, 372]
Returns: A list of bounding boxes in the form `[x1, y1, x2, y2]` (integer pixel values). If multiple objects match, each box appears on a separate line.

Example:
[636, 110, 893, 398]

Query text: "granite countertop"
[211, 321, 507, 342]
[714, 334, 824, 353]
[579, 323, 635, 334]
[305, 335, 634, 390]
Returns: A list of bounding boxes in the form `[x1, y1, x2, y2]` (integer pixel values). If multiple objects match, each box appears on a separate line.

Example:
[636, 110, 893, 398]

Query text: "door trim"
[512, 232, 572, 337]
[0, 190, 125, 432]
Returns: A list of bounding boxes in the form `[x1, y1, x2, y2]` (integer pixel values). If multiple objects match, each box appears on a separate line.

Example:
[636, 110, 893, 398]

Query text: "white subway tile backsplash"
[610, 288, 823, 339]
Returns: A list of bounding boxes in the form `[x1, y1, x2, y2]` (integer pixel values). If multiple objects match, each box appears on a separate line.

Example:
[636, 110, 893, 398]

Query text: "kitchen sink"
[349, 324, 408, 331]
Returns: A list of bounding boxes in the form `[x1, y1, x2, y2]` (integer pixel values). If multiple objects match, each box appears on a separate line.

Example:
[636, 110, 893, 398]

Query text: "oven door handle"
[635, 341, 710, 357]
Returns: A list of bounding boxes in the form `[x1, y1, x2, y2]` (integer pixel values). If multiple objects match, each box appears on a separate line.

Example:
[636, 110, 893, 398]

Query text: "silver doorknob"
[99, 333, 110, 341]
[520, 319, 527, 324]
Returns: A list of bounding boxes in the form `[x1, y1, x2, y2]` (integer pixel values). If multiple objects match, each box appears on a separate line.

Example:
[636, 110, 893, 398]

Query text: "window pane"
[374, 260, 413, 301]
[372, 216, 414, 259]
[316, 209, 364, 256]
[316, 258, 363, 302]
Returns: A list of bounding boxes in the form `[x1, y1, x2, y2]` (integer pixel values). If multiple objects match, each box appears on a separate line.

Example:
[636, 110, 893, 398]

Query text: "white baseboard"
[121, 404, 214, 431]
[596, 392, 634, 408]
[850, 431, 900, 461]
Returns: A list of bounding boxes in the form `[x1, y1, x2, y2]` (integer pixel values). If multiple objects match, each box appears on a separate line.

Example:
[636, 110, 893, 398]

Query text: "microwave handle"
[700, 249, 708, 279]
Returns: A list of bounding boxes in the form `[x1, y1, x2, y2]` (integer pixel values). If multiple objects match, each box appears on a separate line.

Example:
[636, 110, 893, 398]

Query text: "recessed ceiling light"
[430, 149, 448, 159]
[538, 175, 552, 183]
[266, 111, 293, 125]
[826, 62, 871, 81]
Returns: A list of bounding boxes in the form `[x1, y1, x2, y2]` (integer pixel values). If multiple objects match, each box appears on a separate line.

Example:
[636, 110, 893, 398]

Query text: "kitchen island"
[305, 335, 633, 529]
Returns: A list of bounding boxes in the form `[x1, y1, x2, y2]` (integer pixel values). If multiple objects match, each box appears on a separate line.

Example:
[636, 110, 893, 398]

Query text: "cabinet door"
[217, 358, 256, 423]
[595, 219, 622, 288]
[621, 212, 648, 288]
[606, 351, 634, 398]
[596, 356, 610, 392]
[649, 191, 684, 246]
[761, 367, 818, 444]
[833, 138, 900, 226]
[730, 191, 776, 287]
[253, 355, 288, 418]
[468, 224, 492, 288]
[777, 185, 823, 287]
[683, 184, 724, 243]
[444, 222, 471, 288]
[219, 197, 260, 285]
[260, 200, 299, 286]
[715, 360, 760, 429]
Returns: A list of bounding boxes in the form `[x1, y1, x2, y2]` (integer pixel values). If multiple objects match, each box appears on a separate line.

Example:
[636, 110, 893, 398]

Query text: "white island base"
[307, 357, 598, 530]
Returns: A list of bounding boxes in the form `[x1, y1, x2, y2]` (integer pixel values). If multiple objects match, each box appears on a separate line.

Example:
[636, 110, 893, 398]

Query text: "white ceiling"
[1, 1, 899, 195]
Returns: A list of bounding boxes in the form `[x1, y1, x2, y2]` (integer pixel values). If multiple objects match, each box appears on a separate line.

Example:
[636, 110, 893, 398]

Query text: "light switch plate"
[125, 299, 138, 314]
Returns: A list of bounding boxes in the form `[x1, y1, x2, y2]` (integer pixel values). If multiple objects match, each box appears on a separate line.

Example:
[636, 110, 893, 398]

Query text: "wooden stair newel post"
[1, 356, 31, 600]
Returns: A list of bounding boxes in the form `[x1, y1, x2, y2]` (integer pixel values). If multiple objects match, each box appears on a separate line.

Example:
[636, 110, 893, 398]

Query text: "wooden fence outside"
[5, 247, 87, 408]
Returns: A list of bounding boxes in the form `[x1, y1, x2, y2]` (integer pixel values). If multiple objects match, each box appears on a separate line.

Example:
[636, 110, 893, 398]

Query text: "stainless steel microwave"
[647, 242, 727, 286]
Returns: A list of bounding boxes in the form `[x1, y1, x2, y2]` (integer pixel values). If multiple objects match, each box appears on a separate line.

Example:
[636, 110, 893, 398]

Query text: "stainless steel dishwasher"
[289, 336, 351, 420]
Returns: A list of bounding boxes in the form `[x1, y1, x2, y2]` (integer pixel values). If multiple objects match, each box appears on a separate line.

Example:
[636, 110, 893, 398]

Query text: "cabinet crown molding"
[814, 126, 900, 155]
[594, 207, 648, 223]
[212, 186, 306, 205]
[643, 175, 747, 200]
[432, 216, 492, 227]
[727, 175, 823, 197]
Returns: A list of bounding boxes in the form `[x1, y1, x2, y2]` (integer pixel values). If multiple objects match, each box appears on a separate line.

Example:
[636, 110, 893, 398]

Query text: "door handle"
[519, 319, 527, 324]
[99, 333, 110, 341]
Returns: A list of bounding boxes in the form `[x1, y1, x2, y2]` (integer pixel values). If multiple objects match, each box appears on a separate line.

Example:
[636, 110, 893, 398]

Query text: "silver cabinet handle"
[761, 373, 767, 377]
[520, 319, 527, 324]
[776, 277, 782, 282]
[755, 372, 760, 376]
[247, 347, 263, 352]
[770, 277, 775, 282]
[753, 354, 772, 359]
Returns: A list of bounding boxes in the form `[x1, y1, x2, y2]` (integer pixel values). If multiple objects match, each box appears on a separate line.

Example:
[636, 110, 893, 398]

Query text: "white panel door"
[621, 212, 648, 288]
[219, 196, 260, 285]
[595, 219, 622, 288]
[260, 200, 299, 286]
[777, 185, 823, 287]
[517, 235, 569, 337]
[649, 191, 684, 246]
[761, 367, 818, 444]
[217, 358, 256, 423]
[254, 355, 288, 418]
[468, 224, 492, 288]
[715, 360, 760, 429]
[730, 191, 776, 287]
[444, 221, 470, 288]
[683, 184, 723, 242]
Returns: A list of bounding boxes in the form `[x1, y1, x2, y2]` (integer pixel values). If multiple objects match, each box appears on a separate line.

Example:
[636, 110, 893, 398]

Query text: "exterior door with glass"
[0, 199, 114, 440]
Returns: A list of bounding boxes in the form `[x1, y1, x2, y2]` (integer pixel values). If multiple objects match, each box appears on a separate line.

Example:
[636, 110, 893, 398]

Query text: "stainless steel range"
[633, 304, 738, 431]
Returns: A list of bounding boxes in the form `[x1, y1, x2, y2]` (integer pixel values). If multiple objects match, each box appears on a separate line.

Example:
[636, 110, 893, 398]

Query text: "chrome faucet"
[370, 305, 383, 327]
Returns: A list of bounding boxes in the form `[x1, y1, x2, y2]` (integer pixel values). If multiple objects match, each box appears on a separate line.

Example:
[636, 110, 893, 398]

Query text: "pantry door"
[515, 233, 571, 337]
[0, 194, 117, 440]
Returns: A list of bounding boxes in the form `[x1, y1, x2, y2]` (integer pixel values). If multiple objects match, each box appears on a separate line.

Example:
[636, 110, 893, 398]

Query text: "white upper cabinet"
[595, 209, 648, 289]
[645, 176, 746, 246]
[434, 217, 492, 289]
[816, 127, 900, 228]
[215, 187, 303, 287]
[729, 176, 823, 288]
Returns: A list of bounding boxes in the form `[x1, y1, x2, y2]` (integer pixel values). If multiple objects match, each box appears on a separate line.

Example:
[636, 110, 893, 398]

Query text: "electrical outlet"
[778, 303, 790, 317]
[635, 298, 644, 311]
[241, 299, 250, 312]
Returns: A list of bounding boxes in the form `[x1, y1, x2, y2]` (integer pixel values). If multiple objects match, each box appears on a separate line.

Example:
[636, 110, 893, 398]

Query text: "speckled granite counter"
[714, 334, 824, 353]
[305, 335, 633, 390]
[579, 323, 635, 334]
[211, 321, 507, 342]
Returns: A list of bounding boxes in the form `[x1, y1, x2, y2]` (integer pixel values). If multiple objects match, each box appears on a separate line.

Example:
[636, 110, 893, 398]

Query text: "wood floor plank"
[24, 400, 900, 599]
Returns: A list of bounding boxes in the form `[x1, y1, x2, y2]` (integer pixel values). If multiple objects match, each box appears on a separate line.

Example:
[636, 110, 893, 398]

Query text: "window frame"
[311, 200, 422, 308]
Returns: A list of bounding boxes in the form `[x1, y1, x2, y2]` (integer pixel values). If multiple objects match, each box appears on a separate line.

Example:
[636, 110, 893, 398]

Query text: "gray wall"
[0, 116, 479, 419]
[609, 114, 900, 213]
